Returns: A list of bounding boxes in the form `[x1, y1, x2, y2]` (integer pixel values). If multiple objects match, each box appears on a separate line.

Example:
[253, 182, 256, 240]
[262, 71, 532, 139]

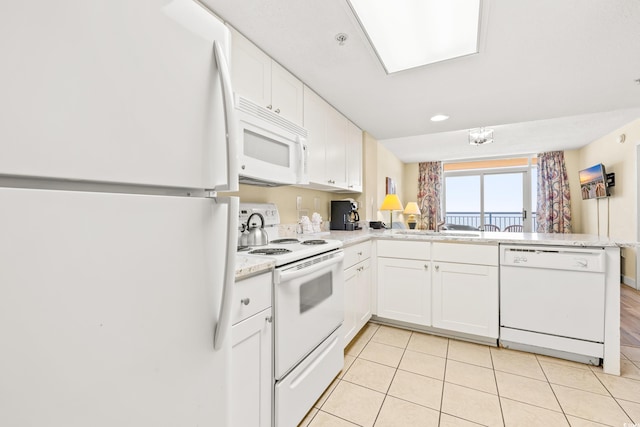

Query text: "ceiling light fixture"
[469, 127, 494, 146]
[347, 0, 481, 73]
[430, 114, 449, 122]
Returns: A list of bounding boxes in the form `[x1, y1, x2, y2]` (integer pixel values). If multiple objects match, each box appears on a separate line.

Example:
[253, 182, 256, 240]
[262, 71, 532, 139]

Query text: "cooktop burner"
[249, 248, 292, 255]
[301, 239, 327, 245]
[237, 246, 251, 252]
[270, 238, 301, 244]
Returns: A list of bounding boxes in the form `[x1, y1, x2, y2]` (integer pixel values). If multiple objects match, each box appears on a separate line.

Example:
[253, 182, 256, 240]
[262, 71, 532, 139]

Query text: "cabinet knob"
[240, 298, 250, 306]
[357, 251, 363, 256]
[265, 316, 273, 323]
[275, 108, 280, 114]
[424, 264, 429, 270]
[435, 265, 439, 271]
[266, 104, 272, 110]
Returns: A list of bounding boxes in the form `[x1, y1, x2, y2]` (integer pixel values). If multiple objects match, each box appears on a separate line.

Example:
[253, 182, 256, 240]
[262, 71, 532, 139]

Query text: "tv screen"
[579, 163, 609, 200]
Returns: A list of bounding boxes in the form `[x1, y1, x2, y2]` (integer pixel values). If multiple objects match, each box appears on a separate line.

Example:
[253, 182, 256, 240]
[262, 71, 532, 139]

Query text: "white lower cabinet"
[431, 243, 499, 338]
[231, 273, 272, 427]
[342, 241, 372, 347]
[377, 257, 431, 326]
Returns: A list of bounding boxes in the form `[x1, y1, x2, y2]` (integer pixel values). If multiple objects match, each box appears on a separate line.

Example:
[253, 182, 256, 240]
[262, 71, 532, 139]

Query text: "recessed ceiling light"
[430, 114, 449, 122]
[347, 0, 481, 73]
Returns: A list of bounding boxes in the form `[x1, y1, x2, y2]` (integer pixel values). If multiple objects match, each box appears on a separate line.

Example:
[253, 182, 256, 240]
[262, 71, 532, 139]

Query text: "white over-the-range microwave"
[235, 94, 309, 187]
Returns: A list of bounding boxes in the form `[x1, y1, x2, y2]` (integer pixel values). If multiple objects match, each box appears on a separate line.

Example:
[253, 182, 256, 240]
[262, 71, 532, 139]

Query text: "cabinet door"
[342, 265, 358, 348]
[271, 62, 303, 126]
[303, 86, 327, 184]
[432, 262, 498, 338]
[230, 28, 271, 108]
[377, 258, 431, 326]
[325, 106, 348, 188]
[356, 258, 372, 330]
[346, 121, 363, 192]
[231, 308, 273, 427]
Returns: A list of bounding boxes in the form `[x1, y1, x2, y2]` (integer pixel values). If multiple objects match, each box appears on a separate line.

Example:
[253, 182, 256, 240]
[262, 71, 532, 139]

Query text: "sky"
[444, 172, 537, 213]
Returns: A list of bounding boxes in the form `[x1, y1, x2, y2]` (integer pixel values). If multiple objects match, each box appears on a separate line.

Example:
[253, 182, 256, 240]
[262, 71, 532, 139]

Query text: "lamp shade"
[403, 202, 421, 216]
[380, 194, 403, 211]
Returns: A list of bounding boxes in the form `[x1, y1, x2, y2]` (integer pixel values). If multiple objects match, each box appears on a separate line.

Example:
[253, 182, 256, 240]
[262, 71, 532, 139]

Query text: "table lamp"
[403, 202, 421, 229]
[380, 194, 403, 229]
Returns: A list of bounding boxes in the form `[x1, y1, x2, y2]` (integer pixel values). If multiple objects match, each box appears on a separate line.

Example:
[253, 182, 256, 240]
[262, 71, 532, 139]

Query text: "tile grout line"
[368, 327, 412, 427]
[436, 337, 450, 427]
[488, 345, 507, 427]
[591, 366, 637, 423]
[533, 353, 572, 426]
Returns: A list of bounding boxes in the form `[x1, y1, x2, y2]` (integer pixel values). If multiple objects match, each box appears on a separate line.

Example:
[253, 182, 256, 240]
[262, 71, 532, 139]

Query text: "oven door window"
[300, 272, 332, 314]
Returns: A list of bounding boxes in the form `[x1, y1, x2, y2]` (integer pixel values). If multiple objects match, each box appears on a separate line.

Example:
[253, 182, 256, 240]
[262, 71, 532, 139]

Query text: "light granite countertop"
[235, 229, 636, 279]
[235, 255, 275, 281]
[306, 228, 636, 248]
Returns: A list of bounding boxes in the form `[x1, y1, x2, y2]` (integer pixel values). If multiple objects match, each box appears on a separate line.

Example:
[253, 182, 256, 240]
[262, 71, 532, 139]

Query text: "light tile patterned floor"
[298, 323, 640, 427]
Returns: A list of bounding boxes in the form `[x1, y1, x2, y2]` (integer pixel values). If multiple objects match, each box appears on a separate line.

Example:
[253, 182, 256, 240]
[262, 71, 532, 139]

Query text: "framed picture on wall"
[386, 177, 396, 194]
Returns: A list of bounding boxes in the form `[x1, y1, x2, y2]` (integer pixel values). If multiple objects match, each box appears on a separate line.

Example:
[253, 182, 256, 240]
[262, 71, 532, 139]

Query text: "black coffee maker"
[330, 200, 361, 231]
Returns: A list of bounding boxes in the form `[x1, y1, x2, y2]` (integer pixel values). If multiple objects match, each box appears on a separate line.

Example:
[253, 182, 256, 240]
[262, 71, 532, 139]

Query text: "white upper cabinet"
[346, 120, 363, 193]
[325, 105, 348, 189]
[302, 86, 327, 185]
[302, 86, 362, 192]
[230, 27, 303, 126]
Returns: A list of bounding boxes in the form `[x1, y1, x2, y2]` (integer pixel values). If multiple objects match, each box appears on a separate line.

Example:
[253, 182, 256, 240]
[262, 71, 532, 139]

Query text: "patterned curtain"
[536, 151, 572, 233]
[417, 161, 442, 230]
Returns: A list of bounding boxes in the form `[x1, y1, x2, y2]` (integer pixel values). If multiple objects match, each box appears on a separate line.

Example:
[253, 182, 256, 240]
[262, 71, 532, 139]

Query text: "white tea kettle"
[246, 212, 269, 246]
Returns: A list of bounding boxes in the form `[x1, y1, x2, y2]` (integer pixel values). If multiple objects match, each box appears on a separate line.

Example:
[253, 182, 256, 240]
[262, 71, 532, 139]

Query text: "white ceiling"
[201, 0, 640, 163]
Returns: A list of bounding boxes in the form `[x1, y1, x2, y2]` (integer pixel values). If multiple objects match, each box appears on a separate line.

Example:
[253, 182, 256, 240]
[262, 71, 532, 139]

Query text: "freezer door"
[0, 188, 236, 426]
[0, 0, 237, 191]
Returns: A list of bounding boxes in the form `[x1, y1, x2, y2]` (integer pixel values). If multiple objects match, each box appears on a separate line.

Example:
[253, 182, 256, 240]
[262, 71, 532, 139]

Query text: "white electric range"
[238, 203, 344, 427]
[238, 203, 342, 266]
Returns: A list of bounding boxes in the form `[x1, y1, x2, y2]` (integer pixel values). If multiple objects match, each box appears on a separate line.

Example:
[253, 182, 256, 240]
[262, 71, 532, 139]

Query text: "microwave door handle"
[213, 40, 238, 192]
[275, 251, 344, 283]
[297, 138, 307, 183]
[213, 196, 239, 351]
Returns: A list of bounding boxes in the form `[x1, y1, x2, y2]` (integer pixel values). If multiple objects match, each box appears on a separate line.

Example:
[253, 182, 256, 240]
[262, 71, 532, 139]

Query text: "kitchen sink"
[391, 230, 481, 237]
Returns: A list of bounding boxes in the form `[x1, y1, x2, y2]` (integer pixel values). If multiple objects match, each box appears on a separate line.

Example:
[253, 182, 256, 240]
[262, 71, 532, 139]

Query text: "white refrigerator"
[0, 1, 238, 426]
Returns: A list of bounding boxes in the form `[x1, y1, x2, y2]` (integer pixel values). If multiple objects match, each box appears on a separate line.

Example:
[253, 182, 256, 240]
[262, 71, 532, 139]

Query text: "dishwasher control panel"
[501, 245, 605, 273]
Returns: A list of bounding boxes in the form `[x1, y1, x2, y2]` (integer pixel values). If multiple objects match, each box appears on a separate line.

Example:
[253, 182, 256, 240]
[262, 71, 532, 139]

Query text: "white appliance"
[500, 245, 606, 364]
[0, 2, 238, 426]
[238, 203, 344, 427]
[236, 95, 309, 187]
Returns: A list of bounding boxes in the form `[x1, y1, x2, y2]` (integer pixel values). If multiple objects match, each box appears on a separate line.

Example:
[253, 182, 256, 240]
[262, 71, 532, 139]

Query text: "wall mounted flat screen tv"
[579, 163, 609, 200]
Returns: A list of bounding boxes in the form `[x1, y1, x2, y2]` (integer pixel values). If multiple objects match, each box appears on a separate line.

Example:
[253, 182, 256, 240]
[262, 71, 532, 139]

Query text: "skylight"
[348, 0, 481, 74]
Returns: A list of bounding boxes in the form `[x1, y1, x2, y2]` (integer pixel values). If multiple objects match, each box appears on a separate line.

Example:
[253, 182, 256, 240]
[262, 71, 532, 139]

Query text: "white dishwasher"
[500, 245, 606, 363]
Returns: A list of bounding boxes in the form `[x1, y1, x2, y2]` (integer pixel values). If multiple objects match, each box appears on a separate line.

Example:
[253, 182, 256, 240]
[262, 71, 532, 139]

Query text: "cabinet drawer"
[432, 243, 498, 266]
[344, 241, 371, 269]
[233, 273, 272, 325]
[377, 240, 430, 260]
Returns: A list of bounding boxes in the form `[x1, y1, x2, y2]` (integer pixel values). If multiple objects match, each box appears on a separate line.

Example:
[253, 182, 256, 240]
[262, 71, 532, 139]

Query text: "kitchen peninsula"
[238, 229, 628, 375]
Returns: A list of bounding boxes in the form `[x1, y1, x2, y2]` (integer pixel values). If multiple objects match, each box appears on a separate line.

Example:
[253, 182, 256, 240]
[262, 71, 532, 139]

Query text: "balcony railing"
[444, 212, 537, 231]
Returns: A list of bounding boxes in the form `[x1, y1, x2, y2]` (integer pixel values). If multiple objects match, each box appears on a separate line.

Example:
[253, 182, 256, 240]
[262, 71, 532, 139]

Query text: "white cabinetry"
[377, 241, 431, 326]
[342, 241, 372, 347]
[230, 28, 303, 126]
[231, 273, 272, 427]
[346, 120, 363, 192]
[431, 243, 499, 338]
[303, 86, 362, 192]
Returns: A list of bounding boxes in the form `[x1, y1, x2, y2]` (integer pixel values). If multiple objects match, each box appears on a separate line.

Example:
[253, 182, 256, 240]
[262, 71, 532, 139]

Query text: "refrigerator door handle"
[213, 40, 239, 192]
[214, 196, 239, 351]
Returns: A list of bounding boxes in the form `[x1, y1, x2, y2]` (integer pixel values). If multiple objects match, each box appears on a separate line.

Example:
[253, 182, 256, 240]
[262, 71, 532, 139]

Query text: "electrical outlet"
[296, 196, 302, 210]
[314, 198, 320, 211]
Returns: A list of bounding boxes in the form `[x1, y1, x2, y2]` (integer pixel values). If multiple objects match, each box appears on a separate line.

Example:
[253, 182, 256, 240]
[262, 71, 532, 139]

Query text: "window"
[443, 157, 537, 232]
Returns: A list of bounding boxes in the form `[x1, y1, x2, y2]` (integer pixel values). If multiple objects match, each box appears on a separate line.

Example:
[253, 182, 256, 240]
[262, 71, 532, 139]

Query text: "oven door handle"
[274, 251, 344, 284]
